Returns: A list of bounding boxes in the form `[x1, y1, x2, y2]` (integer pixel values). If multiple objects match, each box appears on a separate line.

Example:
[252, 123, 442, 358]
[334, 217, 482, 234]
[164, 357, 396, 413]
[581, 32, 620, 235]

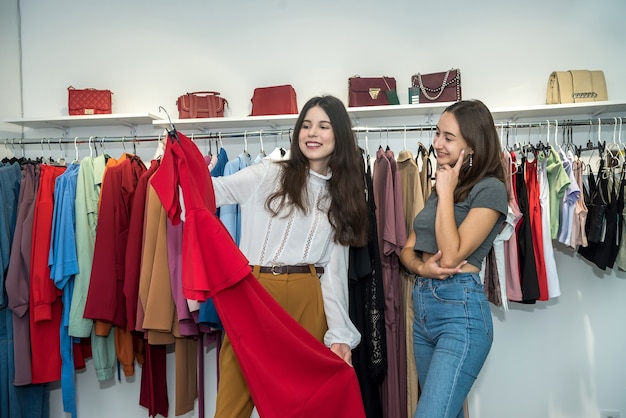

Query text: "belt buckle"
[270, 263, 284, 276]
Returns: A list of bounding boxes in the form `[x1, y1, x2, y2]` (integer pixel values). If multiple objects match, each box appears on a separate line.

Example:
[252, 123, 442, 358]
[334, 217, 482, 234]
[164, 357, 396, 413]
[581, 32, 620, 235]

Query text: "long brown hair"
[442, 100, 507, 202]
[265, 95, 368, 247]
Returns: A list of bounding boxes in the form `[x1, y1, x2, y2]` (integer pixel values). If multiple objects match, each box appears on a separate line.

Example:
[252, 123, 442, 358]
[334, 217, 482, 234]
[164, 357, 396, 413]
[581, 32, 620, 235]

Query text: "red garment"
[84, 155, 147, 328]
[124, 159, 160, 331]
[150, 131, 366, 418]
[139, 342, 169, 418]
[29, 164, 66, 383]
[525, 159, 549, 301]
[73, 339, 92, 370]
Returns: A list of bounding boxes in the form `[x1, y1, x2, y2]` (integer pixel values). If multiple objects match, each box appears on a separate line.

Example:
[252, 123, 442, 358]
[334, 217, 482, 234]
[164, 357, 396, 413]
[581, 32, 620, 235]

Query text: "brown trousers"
[214, 265, 327, 418]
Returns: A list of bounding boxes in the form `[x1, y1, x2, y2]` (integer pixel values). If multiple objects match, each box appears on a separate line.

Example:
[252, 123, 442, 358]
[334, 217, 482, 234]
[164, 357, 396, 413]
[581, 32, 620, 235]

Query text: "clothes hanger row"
[4, 116, 623, 149]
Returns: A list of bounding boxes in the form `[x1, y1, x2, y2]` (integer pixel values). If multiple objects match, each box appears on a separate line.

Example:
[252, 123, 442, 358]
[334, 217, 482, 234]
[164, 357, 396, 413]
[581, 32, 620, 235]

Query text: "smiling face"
[433, 111, 472, 167]
[298, 105, 336, 175]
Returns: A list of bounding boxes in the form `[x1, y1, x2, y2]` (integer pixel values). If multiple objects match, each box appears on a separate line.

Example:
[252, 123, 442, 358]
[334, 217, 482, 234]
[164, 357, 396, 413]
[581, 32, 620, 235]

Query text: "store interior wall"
[2, 1, 626, 417]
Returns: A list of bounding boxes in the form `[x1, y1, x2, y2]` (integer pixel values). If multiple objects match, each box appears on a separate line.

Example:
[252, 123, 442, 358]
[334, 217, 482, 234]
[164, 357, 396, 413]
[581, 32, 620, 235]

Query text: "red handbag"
[348, 76, 398, 107]
[410, 69, 462, 103]
[250, 85, 298, 116]
[177, 91, 228, 119]
[68, 86, 112, 115]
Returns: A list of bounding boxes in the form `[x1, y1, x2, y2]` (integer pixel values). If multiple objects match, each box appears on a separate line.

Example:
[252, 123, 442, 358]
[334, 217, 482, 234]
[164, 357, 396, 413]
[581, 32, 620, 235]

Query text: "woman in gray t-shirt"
[400, 100, 508, 418]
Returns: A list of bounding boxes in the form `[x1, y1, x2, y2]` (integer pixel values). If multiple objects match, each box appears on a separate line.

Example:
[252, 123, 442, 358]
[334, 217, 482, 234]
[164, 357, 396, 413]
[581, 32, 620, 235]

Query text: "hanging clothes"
[546, 147, 571, 241]
[5, 163, 39, 386]
[538, 154, 561, 299]
[569, 159, 589, 249]
[615, 167, 626, 270]
[556, 149, 580, 247]
[68, 154, 116, 383]
[397, 148, 424, 417]
[123, 159, 160, 333]
[219, 152, 252, 245]
[525, 157, 549, 301]
[503, 151, 523, 303]
[84, 154, 147, 377]
[416, 143, 432, 204]
[2, 160, 50, 418]
[578, 158, 619, 270]
[515, 159, 540, 303]
[29, 164, 66, 384]
[373, 147, 407, 418]
[349, 153, 386, 418]
[48, 162, 81, 418]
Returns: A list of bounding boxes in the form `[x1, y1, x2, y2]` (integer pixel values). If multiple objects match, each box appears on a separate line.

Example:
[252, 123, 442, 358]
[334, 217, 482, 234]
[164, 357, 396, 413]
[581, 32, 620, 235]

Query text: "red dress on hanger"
[150, 130, 366, 418]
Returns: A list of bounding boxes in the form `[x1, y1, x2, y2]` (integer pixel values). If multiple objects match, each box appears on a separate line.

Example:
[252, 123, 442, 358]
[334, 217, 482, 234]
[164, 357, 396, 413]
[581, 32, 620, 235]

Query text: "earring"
[469, 153, 473, 168]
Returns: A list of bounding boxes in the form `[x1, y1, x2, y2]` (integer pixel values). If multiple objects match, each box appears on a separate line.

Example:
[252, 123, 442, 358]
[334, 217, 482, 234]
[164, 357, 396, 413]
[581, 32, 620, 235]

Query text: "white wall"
[0, 0, 23, 159]
[3, 0, 626, 417]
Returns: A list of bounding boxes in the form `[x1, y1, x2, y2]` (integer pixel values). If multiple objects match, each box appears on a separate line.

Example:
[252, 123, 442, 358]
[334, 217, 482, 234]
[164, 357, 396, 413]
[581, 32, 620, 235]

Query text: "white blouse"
[212, 159, 361, 349]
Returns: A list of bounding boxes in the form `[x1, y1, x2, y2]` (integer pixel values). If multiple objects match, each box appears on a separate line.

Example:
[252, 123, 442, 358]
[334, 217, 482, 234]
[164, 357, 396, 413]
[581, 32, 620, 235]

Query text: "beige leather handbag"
[546, 70, 608, 104]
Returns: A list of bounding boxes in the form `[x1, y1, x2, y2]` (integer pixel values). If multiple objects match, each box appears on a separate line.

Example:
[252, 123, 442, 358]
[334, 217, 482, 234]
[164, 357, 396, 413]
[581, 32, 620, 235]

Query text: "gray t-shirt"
[413, 177, 508, 269]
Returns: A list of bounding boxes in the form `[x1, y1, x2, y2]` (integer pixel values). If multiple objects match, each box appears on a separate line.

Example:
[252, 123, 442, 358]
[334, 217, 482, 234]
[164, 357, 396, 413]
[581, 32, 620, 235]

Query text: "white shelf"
[5, 101, 626, 133]
[151, 103, 454, 131]
[152, 114, 300, 131]
[490, 101, 626, 121]
[152, 101, 626, 131]
[347, 103, 453, 119]
[5, 113, 161, 130]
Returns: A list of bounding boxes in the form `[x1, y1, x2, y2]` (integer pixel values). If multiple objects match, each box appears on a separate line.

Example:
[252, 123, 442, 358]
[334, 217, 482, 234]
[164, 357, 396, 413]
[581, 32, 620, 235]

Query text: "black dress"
[515, 158, 541, 303]
[349, 154, 387, 418]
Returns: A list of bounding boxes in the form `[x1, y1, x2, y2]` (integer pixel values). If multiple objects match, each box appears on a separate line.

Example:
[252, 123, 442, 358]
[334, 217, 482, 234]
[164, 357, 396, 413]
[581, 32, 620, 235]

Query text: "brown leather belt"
[255, 265, 324, 276]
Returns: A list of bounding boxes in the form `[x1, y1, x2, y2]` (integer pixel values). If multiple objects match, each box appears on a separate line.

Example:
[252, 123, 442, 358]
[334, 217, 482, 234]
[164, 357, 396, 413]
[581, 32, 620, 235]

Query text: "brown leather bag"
[68, 86, 112, 115]
[177, 91, 228, 119]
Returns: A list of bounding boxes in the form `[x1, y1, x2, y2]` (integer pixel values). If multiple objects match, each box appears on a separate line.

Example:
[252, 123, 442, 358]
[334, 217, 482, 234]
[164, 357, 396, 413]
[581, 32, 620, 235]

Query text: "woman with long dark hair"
[212, 95, 368, 417]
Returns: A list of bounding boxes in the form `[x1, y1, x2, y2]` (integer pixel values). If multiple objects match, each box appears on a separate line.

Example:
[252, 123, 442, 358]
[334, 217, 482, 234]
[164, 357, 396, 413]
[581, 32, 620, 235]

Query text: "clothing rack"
[2, 116, 624, 147]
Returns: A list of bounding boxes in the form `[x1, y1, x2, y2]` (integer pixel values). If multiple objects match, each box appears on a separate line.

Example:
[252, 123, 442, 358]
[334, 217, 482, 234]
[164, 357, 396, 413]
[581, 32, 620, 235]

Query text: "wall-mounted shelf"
[489, 101, 626, 121]
[5, 113, 161, 130]
[4, 101, 626, 135]
[151, 101, 626, 131]
[153, 114, 300, 131]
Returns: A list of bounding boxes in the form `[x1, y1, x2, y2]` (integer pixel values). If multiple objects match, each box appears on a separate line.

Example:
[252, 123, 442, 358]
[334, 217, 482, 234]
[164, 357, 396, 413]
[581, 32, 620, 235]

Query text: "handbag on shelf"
[250, 84, 298, 116]
[546, 70, 608, 104]
[348, 76, 399, 107]
[177, 91, 228, 119]
[67, 86, 112, 115]
[409, 68, 462, 104]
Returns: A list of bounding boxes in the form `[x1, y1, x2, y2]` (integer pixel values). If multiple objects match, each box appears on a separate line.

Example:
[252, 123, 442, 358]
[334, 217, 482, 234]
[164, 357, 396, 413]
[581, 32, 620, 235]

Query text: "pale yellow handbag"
[546, 70, 608, 104]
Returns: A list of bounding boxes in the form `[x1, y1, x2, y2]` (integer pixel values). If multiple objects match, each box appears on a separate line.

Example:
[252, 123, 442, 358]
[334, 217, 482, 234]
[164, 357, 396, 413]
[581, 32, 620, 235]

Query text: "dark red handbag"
[410, 69, 462, 103]
[348, 76, 398, 107]
[177, 91, 228, 119]
[68, 86, 112, 115]
[250, 85, 298, 116]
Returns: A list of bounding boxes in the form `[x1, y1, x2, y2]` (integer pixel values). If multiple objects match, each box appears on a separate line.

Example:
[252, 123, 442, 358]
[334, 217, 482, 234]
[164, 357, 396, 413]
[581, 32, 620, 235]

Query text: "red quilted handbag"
[67, 86, 113, 115]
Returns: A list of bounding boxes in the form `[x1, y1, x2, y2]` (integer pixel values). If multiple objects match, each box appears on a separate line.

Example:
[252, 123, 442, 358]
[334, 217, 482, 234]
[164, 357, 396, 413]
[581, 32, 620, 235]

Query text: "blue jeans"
[412, 272, 493, 418]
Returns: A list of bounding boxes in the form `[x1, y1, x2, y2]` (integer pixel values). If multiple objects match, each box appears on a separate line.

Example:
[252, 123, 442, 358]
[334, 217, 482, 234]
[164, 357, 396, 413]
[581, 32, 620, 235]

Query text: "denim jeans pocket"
[431, 281, 467, 304]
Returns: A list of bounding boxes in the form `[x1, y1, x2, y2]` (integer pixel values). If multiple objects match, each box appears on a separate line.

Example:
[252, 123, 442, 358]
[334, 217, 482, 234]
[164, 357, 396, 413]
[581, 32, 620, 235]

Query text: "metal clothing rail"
[1, 130, 289, 147]
[2, 116, 624, 146]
